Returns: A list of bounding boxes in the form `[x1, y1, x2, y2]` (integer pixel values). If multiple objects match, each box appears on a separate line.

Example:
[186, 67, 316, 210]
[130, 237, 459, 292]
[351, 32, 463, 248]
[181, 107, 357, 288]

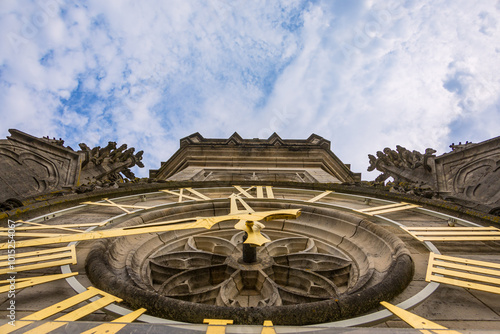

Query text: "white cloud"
[0, 0, 499, 179]
[260, 0, 500, 177]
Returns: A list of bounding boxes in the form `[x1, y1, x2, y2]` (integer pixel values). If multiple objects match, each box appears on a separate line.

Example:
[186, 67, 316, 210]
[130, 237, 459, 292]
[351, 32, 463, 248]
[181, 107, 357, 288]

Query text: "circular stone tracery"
[149, 233, 351, 307]
[85, 200, 414, 325]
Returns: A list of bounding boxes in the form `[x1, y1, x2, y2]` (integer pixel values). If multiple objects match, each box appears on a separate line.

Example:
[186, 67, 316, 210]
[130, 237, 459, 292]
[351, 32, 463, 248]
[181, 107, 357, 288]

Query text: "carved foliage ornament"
[367, 146, 436, 186]
[78, 141, 144, 184]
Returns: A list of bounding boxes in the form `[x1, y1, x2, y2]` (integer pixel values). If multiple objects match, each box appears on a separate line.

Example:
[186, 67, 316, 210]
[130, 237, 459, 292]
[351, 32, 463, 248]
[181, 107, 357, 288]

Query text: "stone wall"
[0, 129, 81, 203]
[0, 129, 144, 207]
[368, 136, 500, 215]
[150, 132, 361, 183]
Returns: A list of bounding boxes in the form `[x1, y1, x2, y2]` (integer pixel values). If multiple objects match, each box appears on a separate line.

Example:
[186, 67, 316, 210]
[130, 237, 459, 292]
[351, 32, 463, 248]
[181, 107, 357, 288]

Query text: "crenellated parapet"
[150, 132, 361, 184]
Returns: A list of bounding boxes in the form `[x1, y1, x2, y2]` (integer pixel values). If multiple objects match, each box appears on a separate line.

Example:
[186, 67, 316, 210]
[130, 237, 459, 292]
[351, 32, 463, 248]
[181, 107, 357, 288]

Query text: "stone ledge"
[1, 181, 498, 228]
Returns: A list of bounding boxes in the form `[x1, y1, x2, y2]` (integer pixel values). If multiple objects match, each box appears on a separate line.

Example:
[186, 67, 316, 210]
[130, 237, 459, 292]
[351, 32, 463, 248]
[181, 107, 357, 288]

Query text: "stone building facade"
[0, 130, 499, 333]
[150, 132, 361, 183]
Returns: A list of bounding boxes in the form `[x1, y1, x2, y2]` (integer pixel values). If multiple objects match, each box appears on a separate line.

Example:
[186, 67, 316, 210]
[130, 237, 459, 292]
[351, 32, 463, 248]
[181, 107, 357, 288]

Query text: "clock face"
[3, 184, 494, 330]
[83, 187, 413, 325]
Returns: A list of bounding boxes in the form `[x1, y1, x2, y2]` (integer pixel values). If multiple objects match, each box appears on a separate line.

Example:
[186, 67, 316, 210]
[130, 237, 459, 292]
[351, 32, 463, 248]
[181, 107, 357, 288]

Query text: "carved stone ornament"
[0, 129, 144, 206]
[368, 136, 500, 215]
[150, 132, 361, 184]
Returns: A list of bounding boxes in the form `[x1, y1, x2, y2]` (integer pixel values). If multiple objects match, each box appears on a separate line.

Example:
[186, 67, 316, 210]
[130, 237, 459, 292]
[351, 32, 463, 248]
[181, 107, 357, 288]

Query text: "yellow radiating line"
[364, 205, 419, 215]
[161, 188, 211, 202]
[356, 202, 420, 216]
[307, 190, 333, 203]
[418, 236, 500, 241]
[430, 253, 500, 268]
[406, 226, 499, 231]
[426, 253, 500, 294]
[0, 221, 108, 231]
[0, 209, 301, 249]
[184, 187, 211, 200]
[256, 186, 264, 198]
[403, 226, 500, 242]
[0, 245, 76, 274]
[0, 320, 34, 334]
[10, 220, 82, 233]
[0, 232, 73, 238]
[204, 319, 233, 334]
[22, 322, 68, 334]
[81, 200, 150, 211]
[410, 231, 500, 236]
[22, 294, 123, 334]
[261, 320, 276, 334]
[0, 252, 74, 266]
[0, 245, 75, 260]
[79, 308, 147, 334]
[3, 288, 123, 334]
[360, 202, 410, 212]
[111, 308, 147, 322]
[56, 295, 122, 321]
[23, 288, 100, 320]
[233, 185, 255, 198]
[381, 301, 461, 333]
[265, 186, 274, 199]
[103, 198, 131, 213]
[0, 273, 78, 294]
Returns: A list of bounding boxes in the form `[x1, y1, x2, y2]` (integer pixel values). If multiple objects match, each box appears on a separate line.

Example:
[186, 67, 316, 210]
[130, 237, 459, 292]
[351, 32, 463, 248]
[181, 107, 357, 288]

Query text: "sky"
[1, 0, 499, 180]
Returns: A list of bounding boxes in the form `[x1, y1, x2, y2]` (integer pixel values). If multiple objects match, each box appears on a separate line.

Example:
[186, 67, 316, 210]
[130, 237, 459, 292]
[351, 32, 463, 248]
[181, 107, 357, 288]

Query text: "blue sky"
[1, 0, 499, 179]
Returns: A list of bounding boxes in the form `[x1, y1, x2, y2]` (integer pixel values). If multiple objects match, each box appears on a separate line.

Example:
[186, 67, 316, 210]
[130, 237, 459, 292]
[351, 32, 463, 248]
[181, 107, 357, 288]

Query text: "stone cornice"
[152, 133, 359, 182]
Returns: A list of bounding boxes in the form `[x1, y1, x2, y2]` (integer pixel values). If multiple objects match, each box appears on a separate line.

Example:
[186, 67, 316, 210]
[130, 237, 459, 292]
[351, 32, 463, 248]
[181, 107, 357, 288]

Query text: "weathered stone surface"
[434, 137, 500, 214]
[0, 129, 144, 205]
[0, 129, 81, 203]
[368, 136, 500, 215]
[85, 201, 414, 325]
[2, 130, 500, 331]
[78, 140, 144, 184]
[150, 132, 361, 183]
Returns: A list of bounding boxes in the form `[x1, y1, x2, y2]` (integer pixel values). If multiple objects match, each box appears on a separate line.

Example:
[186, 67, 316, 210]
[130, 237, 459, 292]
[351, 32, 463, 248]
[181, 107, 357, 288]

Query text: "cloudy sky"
[1, 0, 499, 179]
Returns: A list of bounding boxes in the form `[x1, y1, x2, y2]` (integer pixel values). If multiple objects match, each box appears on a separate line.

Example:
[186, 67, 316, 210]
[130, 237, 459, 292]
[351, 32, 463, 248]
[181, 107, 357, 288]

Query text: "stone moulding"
[434, 136, 500, 214]
[85, 200, 414, 325]
[0, 129, 81, 203]
[150, 132, 361, 184]
[2, 180, 499, 227]
[0, 129, 145, 206]
[368, 135, 500, 215]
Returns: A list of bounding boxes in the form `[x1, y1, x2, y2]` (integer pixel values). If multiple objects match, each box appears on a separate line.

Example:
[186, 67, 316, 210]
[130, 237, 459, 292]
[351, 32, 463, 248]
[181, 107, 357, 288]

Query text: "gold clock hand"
[227, 195, 291, 246]
[234, 220, 270, 246]
[0, 209, 300, 249]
